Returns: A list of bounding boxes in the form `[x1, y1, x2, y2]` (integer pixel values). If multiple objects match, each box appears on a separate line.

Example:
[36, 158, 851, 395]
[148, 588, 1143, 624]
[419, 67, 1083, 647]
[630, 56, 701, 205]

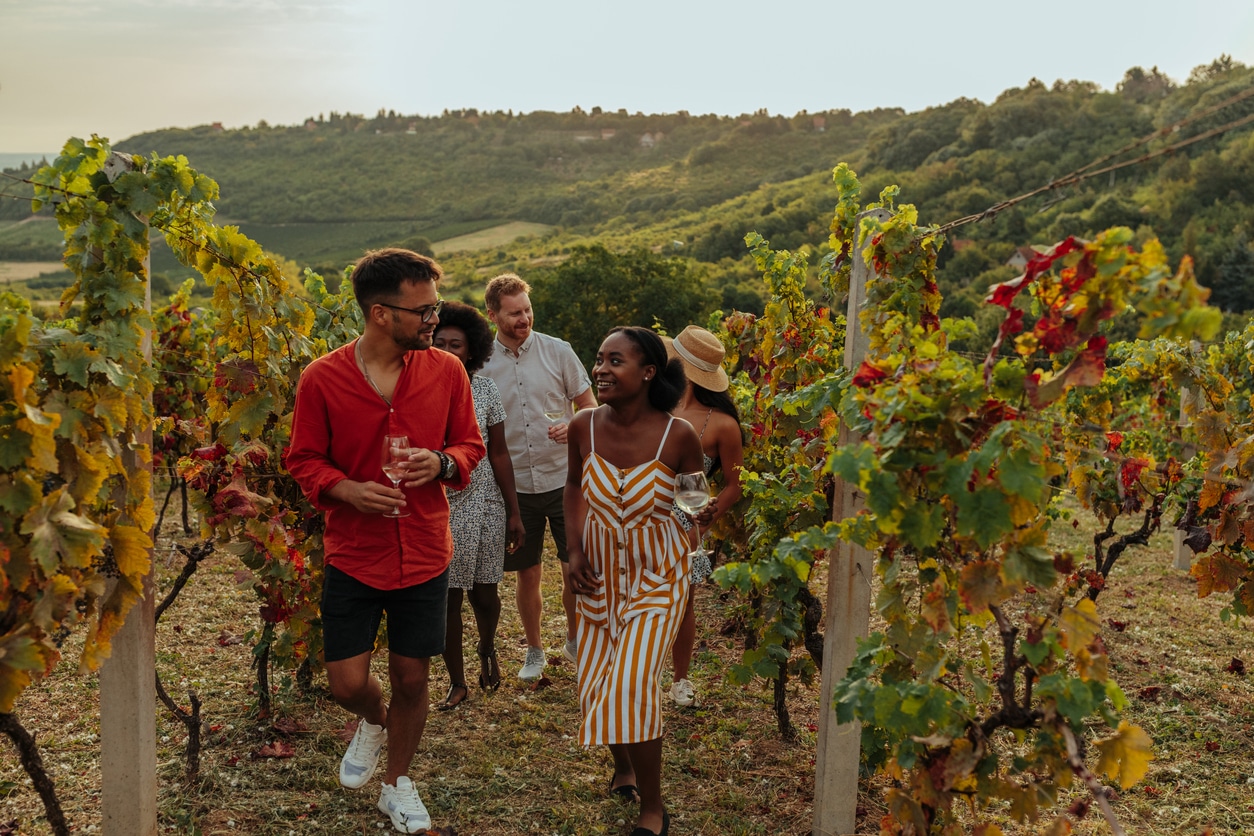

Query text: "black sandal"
[629, 811, 669, 836]
[477, 644, 501, 691]
[436, 683, 469, 711]
[607, 774, 640, 803]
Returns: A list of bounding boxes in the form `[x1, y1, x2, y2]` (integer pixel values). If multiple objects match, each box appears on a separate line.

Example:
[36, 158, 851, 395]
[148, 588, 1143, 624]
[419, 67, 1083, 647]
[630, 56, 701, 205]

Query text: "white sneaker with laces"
[669, 678, 696, 707]
[518, 645, 546, 681]
[339, 718, 386, 789]
[562, 637, 578, 664]
[378, 776, 431, 834]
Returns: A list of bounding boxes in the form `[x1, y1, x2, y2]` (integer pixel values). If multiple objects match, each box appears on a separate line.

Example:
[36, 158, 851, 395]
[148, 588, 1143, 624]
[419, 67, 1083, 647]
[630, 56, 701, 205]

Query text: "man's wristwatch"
[435, 450, 456, 481]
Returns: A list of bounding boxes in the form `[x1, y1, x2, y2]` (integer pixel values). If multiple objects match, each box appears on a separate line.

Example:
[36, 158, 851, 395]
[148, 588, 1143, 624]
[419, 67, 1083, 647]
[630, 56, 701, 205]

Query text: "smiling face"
[433, 324, 470, 368]
[488, 291, 533, 350]
[379, 279, 440, 351]
[593, 331, 655, 404]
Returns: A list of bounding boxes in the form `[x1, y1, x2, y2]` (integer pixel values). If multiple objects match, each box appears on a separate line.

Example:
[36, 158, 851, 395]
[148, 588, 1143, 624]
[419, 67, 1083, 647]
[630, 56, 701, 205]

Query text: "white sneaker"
[518, 646, 546, 681]
[669, 678, 696, 707]
[378, 776, 431, 833]
[562, 638, 578, 664]
[339, 718, 385, 789]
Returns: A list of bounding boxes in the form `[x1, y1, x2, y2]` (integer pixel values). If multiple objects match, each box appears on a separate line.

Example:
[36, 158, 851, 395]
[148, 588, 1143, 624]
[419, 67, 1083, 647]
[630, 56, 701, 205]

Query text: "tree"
[1117, 66, 1176, 102]
[530, 245, 711, 369]
[1211, 233, 1254, 312]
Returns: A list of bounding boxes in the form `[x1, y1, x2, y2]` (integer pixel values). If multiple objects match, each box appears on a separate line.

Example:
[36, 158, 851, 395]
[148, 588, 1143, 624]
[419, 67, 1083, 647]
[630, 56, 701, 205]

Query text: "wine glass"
[542, 392, 567, 444]
[674, 471, 712, 558]
[381, 434, 411, 518]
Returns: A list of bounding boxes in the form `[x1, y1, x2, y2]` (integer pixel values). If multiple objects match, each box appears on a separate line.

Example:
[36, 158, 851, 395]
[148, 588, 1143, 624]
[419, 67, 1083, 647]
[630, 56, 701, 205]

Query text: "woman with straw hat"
[662, 325, 745, 708]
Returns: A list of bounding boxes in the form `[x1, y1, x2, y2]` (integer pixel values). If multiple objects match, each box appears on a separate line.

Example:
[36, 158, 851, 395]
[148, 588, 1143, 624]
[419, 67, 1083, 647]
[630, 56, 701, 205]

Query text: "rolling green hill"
[3, 57, 1253, 321]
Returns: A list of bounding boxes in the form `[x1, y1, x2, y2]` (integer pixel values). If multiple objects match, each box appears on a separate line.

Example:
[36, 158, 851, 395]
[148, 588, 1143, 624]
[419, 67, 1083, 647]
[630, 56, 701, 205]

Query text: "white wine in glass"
[542, 392, 566, 444]
[381, 434, 411, 518]
[674, 471, 713, 558]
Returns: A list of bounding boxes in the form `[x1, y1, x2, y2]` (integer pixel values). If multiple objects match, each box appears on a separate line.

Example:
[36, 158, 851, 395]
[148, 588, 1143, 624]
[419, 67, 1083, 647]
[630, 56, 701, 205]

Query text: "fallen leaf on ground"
[337, 720, 358, 744]
[273, 716, 308, 735]
[255, 741, 296, 758]
[529, 676, 552, 691]
[217, 630, 244, 646]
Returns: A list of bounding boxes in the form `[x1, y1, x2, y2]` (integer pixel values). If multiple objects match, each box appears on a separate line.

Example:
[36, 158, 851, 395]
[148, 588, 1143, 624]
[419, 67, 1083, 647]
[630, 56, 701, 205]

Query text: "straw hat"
[664, 325, 729, 392]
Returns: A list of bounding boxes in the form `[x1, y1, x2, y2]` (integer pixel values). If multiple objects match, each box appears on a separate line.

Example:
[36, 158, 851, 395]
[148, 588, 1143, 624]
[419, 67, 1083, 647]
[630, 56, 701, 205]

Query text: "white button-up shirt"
[480, 331, 591, 494]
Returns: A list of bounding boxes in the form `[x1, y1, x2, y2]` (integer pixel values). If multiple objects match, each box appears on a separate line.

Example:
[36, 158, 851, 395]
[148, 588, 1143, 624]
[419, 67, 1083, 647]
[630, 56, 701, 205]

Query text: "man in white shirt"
[481, 273, 597, 681]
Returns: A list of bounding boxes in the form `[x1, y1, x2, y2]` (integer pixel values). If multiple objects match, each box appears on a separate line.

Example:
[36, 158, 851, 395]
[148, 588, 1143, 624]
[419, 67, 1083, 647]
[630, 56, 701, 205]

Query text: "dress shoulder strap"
[655, 415, 675, 460]
[589, 409, 597, 454]
[698, 407, 714, 440]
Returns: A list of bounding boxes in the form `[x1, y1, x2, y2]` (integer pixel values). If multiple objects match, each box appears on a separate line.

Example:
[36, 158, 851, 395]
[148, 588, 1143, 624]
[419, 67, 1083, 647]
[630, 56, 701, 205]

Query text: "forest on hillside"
[2, 56, 1253, 323]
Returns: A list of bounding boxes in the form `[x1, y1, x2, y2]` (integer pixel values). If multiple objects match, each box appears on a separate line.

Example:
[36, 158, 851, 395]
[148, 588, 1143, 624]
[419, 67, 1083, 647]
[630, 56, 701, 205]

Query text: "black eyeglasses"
[379, 299, 443, 323]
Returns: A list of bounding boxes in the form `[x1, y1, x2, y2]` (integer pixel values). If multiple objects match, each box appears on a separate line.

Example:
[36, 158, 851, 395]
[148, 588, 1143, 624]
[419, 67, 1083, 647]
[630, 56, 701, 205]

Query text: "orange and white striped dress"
[576, 413, 690, 746]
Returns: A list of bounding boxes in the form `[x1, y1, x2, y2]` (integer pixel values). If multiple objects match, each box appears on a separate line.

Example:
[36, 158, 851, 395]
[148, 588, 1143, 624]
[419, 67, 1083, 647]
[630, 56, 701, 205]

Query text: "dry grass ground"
[0, 262, 64, 284]
[2, 498, 1253, 835]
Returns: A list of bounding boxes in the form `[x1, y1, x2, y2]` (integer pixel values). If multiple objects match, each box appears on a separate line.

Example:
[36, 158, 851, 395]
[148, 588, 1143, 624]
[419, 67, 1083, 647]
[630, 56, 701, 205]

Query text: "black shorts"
[321, 564, 448, 662]
[503, 488, 569, 572]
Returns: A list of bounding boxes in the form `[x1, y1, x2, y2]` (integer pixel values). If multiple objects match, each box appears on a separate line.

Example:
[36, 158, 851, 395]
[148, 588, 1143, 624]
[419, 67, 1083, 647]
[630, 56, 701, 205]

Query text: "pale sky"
[2, 0, 1252, 154]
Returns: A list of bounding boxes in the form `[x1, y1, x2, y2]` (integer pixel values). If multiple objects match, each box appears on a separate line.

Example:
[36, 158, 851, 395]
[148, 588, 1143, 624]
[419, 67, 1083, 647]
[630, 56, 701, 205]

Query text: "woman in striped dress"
[564, 326, 704, 836]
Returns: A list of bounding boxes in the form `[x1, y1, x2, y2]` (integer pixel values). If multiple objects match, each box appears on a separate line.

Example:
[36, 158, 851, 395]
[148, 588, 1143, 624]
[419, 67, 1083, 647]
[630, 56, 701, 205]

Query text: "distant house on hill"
[950, 238, 975, 252]
[305, 119, 318, 131]
[639, 131, 665, 148]
[601, 128, 617, 140]
[1006, 245, 1042, 270]
[211, 122, 224, 133]
[813, 116, 826, 132]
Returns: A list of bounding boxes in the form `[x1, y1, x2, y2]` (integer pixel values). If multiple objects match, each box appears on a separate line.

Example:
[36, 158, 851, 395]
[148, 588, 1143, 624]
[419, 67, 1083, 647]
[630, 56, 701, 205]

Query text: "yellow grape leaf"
[1008, 494, 1038, 527]
[17, 410, 59, 473]
[69, 444, 109, 506]
[91, 390, 130, 435]
[20, 490, 108, 573]
[109, 524, 152, 581]
[1073, 645, 1109, 683]
[973, 826, 1004, 836]
[30, 573, 80, 631]
[1059, 598, 1101, 651]
[885, 788, 928, 835]
[1198, 476, 1225, 513]
[1094, 721, 1154, 789]
[959, 560, 1006, 613]
[7, 363, 36, 401]
[1000, 780, 1038, 823]
[0, 634, 54, 713]
[1041, 816, 1073, 836]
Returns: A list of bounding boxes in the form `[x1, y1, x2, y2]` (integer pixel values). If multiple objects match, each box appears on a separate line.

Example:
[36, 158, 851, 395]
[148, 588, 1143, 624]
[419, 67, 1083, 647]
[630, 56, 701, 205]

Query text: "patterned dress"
[445, 374, 507, 589]
[576, 413, 690, 746]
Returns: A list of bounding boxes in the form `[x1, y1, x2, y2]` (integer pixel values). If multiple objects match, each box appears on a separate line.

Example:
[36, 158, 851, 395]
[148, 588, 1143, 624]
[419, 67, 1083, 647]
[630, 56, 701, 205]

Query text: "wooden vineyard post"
[813, 208, 889, 836]
[1173, 386, 1193, 571]
[97, 152, 157, 836]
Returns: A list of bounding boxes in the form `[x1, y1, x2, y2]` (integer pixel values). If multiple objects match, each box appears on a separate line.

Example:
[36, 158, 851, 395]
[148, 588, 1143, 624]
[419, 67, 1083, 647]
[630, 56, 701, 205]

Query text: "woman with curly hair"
[432, 301, 525, 709]
[564, 326, 704, 836]
[663, 326, 744, 709]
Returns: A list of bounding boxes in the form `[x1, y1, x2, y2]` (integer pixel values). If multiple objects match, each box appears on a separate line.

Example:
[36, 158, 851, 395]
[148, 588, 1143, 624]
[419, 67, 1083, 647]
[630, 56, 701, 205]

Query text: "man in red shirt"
[287, 248, 485, 834]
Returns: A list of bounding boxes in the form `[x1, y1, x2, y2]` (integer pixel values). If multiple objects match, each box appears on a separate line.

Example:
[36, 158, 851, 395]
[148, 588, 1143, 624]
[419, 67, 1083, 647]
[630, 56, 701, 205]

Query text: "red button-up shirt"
[286, 339, 486, 590]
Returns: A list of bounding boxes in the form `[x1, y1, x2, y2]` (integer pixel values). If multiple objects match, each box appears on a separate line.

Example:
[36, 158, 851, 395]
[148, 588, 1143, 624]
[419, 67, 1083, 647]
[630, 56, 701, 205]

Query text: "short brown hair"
[484, 272, 531, 312]
[351, 248, 443, 310]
